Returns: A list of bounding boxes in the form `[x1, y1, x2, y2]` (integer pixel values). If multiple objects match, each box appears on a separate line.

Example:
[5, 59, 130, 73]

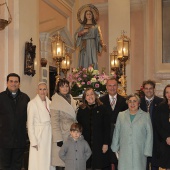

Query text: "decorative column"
[39, 32, 51, 88]
[108, 0, 131, 93]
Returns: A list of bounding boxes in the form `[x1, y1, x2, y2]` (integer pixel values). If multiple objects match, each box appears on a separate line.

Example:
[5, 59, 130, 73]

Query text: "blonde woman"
[27, 82, 51, 170]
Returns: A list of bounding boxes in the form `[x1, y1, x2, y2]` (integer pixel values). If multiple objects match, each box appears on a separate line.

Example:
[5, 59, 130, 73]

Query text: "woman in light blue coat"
[111, 94, 153, 170]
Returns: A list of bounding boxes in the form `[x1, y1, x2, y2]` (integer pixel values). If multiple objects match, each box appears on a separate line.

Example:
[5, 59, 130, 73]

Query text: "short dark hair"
[106, 77, 118, 85]
[55, 78, 70, 93]
[7, 73, 20, 83]
[142, 80, 156, 89]
[70, 123, 83, 133]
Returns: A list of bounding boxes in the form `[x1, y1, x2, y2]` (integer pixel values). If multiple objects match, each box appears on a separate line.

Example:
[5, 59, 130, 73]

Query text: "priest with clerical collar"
[0, 73, 30, 170]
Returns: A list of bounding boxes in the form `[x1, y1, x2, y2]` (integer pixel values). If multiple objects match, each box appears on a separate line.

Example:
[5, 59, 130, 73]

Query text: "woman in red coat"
[77, 88, 110, 170]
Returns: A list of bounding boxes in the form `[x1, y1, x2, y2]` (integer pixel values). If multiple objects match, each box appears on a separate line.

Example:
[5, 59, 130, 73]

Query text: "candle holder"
[51, 32, 65, 83]
[110, 47, 122, 80]
[117, 31, 131, 96]
[61, 54, 70, 78]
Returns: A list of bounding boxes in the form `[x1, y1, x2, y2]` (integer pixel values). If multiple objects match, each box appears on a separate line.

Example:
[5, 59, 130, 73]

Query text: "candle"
[61, 60, 67, 69]
[57, 47, 61, 55]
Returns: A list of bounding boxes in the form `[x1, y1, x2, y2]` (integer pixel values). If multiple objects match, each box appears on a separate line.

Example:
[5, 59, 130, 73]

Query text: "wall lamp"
[110, 31, 130, 96]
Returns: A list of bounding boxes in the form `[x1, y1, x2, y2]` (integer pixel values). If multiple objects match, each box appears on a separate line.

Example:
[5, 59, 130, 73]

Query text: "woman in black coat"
[77, 88, 110, 170]
[154, 84, 170, 170]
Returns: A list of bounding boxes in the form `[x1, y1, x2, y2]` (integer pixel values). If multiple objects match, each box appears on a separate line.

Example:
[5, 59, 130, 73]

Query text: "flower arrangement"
[67, 66, 110, 97]
[136, 86, 145, 98]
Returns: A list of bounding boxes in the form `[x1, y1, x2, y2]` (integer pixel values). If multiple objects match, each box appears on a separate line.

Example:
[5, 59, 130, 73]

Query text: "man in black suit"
[140, 80, 163, 170]
[0, 73, 30, 170]
[100, 77, 127, 170]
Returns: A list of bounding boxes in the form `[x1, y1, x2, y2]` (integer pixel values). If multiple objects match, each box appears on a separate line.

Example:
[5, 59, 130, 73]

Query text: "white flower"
[100, 79, 107, 85]
[91, 78, 97, 82]
[77, 82, 82, 87]
[88, 66, 94, 72]
[72, 68, 78, 73]
[92, 70, 99, 75]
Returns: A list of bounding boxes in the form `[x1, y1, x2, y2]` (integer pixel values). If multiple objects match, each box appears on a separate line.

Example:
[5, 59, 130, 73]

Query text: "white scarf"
[50, 93, 77, 120]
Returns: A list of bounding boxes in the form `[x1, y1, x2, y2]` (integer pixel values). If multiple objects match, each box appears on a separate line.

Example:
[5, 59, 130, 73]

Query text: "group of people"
[0, 73, 170, 170]
[74, 6, 170, 170]
[1, 4, 170, 170]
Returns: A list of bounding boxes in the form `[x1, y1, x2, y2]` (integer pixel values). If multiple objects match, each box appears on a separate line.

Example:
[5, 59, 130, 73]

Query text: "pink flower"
[82, 68, 87, 72]
[95, 84, 100, 88]
[98, 73, 109, 83]
[78, 77, 82, 81]
[66, 65, 109, 96]
[87, 81, 91, 85]
[67, 74, 73, 82]
[75, 73, 79, 78]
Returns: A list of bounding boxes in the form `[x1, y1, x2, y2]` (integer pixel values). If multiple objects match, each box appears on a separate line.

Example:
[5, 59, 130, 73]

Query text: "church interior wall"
[0, 0, 169, 98]
[0, 0, 39, 99]
[130, 2, 144, 92]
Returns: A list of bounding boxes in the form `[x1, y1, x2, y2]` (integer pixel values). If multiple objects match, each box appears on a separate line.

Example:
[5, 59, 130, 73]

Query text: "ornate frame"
[24, 38, 36, 76]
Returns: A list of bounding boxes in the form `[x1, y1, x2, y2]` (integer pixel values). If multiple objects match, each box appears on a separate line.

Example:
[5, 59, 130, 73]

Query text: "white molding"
[155, 72, 170, 80]
[58, 0, 75, 10]
[144, 0, 149, 79]
[43, 0, 69, 18]
[13, 0, 20, 74]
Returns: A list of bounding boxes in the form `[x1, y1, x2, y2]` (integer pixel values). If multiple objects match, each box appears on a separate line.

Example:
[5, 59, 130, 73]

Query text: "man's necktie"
[146, 100, 153, 113]
[110, 97, 116, 110]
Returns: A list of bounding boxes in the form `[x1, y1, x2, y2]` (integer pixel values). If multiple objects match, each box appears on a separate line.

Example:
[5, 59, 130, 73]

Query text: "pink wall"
[130, 7, 144, 92]
[39, 0, 73, 33]
[97, 12, 109, 74]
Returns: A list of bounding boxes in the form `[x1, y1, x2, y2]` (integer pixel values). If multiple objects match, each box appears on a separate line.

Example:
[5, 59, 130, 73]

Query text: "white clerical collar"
[145, 96, 154, 102]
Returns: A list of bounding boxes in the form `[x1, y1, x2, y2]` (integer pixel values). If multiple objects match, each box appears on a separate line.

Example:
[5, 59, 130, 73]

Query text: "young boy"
[59, 123, 91, 170]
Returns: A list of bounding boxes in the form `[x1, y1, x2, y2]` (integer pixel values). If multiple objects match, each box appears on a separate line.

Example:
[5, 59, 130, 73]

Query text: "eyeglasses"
[144, 88, 154, 91]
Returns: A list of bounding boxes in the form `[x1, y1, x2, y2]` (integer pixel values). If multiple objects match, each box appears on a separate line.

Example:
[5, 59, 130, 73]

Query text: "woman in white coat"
[111, 94, 153, 170]
[50, 78, 77, 170]
[27, 82, 52, 170]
